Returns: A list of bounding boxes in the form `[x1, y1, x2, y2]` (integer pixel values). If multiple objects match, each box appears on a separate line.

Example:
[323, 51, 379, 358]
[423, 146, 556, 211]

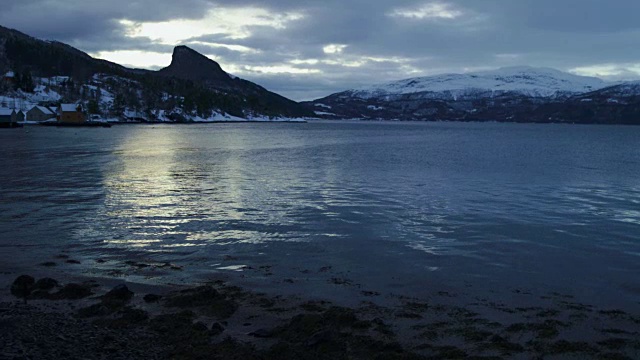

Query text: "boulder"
[53, 283, 93, 300]
[210, 322, 225, 336]
[102, 284, 134, 303]
[305, 330, 335, 347]
[34, 278, 59, 291]
[10, 275, 35, 300]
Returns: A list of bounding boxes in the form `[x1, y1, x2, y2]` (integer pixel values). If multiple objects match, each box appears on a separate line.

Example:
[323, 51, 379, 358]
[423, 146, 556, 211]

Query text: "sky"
[2, 0, 640, 101]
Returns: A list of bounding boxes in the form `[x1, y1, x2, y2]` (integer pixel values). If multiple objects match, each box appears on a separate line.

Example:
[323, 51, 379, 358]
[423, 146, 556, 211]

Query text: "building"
[27, 106, 57, 122]
[58, 104, 85, 123]
[0, 108, 19, 128]
[15, 110, 25, 123]
[3, 71, 15, 84]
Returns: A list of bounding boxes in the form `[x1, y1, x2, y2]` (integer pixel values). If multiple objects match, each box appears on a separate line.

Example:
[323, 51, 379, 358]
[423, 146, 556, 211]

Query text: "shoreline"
[2, 259, 639, 359]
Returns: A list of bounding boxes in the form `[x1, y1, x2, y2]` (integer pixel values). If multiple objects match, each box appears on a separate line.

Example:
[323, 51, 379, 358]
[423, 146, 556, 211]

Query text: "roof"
[0, 108, 15, 116]
[60, 104, 80, 112]
[34, 106, 55, 115]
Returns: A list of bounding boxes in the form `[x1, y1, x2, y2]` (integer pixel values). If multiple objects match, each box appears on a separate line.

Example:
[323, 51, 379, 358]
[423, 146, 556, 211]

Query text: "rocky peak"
[159, 46, 233, 86]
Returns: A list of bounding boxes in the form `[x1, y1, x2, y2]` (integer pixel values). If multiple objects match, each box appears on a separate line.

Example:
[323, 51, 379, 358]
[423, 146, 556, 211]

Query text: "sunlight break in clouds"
[94, 6, 304, 71]
[92, 50, 172, 69]
[241, 65, 321, 75]
[389, 2, 463, 20]
[323, 44, 348, 54]
[570, 64, 640, 80]
[120, 7, 305, 44]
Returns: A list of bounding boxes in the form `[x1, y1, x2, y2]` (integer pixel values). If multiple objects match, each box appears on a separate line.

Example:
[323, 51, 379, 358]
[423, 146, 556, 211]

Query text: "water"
[1, 121, 639, 309]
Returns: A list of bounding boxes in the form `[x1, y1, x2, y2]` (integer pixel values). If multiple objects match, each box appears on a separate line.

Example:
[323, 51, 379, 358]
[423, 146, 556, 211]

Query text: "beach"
[1, 256, 639, 360]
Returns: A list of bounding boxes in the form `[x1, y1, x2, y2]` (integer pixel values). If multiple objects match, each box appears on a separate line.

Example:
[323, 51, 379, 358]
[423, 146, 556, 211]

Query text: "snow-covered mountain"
[308, 67, 640, 124]
[348, 66, 608, 100]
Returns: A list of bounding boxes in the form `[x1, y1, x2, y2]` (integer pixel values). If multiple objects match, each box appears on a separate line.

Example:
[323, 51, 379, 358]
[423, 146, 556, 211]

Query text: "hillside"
[0, 25, 312, 121]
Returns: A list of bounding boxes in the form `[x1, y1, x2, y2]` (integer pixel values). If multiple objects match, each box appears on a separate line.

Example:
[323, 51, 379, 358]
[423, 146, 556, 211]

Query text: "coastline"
[2, 257, 639, 359]
[2, 122, 639, 359]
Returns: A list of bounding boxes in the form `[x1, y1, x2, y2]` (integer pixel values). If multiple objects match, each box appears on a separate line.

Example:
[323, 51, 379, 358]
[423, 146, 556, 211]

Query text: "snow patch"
[314, 111, 337, 116]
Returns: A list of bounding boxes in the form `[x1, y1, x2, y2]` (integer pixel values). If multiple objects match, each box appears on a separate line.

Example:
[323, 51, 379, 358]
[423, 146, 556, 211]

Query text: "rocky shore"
[1, 271, 639, 360]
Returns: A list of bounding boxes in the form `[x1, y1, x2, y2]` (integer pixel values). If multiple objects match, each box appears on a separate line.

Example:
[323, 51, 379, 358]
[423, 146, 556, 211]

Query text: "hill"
[0, 25, 312, 121]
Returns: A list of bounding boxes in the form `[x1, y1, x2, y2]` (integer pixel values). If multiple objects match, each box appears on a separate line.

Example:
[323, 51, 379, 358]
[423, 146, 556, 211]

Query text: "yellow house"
[58, 104, 85, 123]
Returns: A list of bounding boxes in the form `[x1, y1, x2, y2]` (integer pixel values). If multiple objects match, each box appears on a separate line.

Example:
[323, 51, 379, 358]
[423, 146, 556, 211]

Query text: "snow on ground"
[41, 76, 69, 86]
[0, 95, 36, 112]
[314, 111, 337, 116]
[100, 90, 114, 106]
[351, 66, 610, 99]
[31, 85, 62, 102]
[192, 112, 246, 122]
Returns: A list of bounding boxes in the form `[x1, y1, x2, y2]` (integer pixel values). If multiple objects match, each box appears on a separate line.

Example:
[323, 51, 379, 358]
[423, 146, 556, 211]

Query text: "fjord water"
[1, 122, 639, 309]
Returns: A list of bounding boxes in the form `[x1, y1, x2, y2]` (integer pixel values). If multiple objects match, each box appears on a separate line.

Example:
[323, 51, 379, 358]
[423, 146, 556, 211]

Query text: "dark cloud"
[2, 0, 640, 100]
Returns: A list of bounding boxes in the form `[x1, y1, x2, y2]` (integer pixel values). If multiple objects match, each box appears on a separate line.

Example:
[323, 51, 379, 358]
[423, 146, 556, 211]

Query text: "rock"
[29, 289, 52, 299]
[39, 262, 57, 267]
[305, 330, 335, 347]
[248, 328, 273, 338]
[119, 308, 149, 324]
[34, 278, 59, 291]
[53, 283, 93, 300]
[210, 322, 225, 336]
[65, 260, 81, 264]
[165, 286, 220, 307]
[77, 304, 111, 318]
[143, 294, 162, 303]
[192, 322, 209, 332]
[10, 275, 35, 300]
[165, 286, 239, 319]
[102, 284, 134, 303]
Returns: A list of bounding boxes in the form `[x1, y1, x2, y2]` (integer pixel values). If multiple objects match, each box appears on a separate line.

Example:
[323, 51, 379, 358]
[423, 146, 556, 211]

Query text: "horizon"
[3, 1, 640, 101]
[1, 29, 632, 102]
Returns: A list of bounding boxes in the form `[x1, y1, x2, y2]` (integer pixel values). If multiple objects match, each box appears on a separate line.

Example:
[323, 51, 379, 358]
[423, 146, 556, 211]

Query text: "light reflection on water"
[0, 122, 639, 308]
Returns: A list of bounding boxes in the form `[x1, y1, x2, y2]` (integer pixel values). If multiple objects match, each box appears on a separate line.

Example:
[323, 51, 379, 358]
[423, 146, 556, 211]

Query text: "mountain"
[308, 67, 640, 124]
[0, 25, 131, 80]
[347, 67, 606, 100]
[529, 82, 640, 125]
[159, 46, 235, 87]
[0, 25, 311, 120]
[156, 45, 308, 117]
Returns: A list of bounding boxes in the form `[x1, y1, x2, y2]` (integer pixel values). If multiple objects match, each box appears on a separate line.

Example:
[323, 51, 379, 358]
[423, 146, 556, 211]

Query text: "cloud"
[388, 2, 463, 20]
[2, 0, 640, 100]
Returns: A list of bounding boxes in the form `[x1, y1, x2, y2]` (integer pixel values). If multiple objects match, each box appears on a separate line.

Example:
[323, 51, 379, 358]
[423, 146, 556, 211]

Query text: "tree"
[22, 71, 35, 93]
[95, 87, 102, 102]
[112, 92, 126, 115]
[87, 99, 100, 114]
